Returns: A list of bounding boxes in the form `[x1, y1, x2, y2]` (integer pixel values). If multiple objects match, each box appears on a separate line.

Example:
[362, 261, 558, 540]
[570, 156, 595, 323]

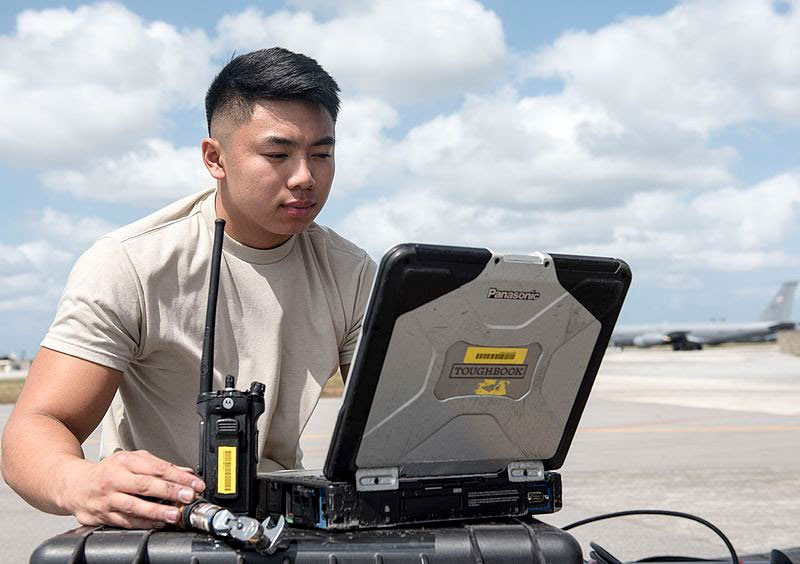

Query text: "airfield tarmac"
[1, 343, 799, 562]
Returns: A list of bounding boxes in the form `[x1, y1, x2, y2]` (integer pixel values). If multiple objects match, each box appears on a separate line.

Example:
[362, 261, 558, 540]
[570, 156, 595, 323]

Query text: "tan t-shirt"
[42, 189, 376, 471]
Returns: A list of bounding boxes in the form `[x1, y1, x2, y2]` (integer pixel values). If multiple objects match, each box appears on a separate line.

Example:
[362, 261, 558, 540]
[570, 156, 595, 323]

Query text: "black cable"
[590, 541, 624, 564]
[562, 509, 738, 564]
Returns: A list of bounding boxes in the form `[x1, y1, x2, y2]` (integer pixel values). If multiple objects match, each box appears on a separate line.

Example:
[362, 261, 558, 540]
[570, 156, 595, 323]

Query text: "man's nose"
[288, 157, 314, 190]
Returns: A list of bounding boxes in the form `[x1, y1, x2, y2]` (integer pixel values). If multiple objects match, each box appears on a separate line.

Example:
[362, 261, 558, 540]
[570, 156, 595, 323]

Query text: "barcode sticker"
[464, 347, 528, 365]
[217, 446, 237, 494]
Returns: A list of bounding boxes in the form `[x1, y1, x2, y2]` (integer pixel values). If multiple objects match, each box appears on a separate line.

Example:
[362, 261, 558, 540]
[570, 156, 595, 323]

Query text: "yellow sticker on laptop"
[463, 346, 528, 365]
[474, 378, 510, 395]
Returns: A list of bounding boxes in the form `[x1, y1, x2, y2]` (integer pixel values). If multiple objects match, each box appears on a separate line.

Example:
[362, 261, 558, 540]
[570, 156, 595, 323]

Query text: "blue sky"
[1, 0, 799, 356]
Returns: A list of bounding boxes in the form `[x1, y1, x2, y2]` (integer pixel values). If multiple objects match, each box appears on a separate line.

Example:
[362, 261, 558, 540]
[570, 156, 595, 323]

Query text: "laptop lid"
[324, 243, 630, 482]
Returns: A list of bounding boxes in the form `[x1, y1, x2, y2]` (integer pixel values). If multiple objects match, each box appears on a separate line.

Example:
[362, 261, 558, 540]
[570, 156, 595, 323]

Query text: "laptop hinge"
[355, 467, 399, 492]
[507, 461, 545, 482]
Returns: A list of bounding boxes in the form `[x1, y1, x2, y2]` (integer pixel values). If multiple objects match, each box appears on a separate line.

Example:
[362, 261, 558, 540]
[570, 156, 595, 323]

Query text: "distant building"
[0, 355, 31, 372]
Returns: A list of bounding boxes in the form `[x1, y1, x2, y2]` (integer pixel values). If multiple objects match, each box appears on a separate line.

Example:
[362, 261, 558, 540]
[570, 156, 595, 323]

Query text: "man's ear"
[201, 137, 225, 180]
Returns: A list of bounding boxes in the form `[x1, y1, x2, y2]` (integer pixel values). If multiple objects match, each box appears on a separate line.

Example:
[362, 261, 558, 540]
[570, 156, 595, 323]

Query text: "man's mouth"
[282, 200, 316, 218]
[283, 200, 315, 208]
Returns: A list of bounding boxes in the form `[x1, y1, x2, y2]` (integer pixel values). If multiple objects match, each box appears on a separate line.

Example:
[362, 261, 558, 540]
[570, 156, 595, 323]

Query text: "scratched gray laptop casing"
[322, 243, 630, 483]
[355, 251, 597, 477]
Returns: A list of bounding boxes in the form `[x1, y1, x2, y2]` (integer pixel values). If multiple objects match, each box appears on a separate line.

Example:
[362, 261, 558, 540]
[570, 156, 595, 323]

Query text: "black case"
[31, 518, 582, 563]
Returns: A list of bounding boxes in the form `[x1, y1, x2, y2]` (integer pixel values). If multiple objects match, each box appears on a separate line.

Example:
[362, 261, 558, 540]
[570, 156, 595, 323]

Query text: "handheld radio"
[196, 218, 265, 515]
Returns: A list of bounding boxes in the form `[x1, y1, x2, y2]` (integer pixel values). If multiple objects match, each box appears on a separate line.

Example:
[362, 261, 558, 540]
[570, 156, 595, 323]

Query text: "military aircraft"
[611, 281, 798, 350]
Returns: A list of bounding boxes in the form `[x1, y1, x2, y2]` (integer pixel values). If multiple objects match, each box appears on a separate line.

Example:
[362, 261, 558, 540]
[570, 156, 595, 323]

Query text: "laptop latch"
[355, 467, 399, 491]
[507, 461, 544, 482]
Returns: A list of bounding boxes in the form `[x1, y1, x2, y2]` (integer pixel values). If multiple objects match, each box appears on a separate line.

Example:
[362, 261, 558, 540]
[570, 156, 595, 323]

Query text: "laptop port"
[527, 491, 548, 505]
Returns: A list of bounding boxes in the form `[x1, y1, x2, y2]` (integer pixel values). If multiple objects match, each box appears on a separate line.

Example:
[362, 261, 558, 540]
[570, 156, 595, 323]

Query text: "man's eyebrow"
[262, 135, 296, 146]
[310, 136, 335, 147]
[261, 135, 335, 147]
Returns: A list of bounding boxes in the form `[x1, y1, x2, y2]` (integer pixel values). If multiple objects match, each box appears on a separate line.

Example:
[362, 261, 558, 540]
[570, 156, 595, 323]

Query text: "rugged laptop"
[256, 243, 631, 529]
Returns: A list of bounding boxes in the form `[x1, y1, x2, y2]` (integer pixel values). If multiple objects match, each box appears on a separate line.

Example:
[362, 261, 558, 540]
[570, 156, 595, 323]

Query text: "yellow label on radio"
[217, 446, 237, 495]
[464, 346, 528, 364]
[474, 379, 510, 396]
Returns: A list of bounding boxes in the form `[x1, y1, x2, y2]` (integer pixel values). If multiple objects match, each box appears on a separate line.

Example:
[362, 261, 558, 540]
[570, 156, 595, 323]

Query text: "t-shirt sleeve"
[339, 254, 377, 367]
[41, 237, 144, 373]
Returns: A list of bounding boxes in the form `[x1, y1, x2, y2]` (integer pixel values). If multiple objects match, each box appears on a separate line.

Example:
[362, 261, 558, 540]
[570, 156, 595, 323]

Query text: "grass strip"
[0, 374, 345, 404]
[321, 373, 344, 398]
[0, 379, 24, 404]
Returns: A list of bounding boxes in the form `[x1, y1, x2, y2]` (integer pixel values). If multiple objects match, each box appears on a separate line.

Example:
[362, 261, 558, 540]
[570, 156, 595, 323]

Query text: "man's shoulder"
[74, 189, 214, 279]
[300, 223, 373, 266]
[105, 189, 213, 246]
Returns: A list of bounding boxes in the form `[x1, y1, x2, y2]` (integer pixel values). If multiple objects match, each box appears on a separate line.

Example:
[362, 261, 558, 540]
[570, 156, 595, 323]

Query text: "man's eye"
[313, 153, 332, 159]
[265, 153, 288, 159]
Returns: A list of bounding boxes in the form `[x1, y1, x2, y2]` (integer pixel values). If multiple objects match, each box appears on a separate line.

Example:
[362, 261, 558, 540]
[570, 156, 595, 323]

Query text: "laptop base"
[256, 471, 561, 530]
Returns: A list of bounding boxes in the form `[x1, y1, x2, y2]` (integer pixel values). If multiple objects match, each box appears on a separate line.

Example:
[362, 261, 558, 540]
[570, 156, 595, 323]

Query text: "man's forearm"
[1, 410, 88, 515]
[4, 348, 206, 528]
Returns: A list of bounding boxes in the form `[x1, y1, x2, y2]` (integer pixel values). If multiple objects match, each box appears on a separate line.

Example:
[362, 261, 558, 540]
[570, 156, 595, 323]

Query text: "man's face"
[209, 99, 335, 249]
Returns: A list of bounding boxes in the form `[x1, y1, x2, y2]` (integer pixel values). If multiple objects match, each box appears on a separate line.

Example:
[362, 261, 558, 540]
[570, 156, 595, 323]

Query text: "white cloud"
[529, 0, 800, 132]
[336, 85, 733, 208]
[0, 241, 74, 312]
[0, 2, 213, 164]
[338, 188, 508, 255]
[337, 172, 800, 279]
[39, 138, 211, 204]
[333, 97, 399, 194]
[0, 213, 120, 312]
[332, 0, 800, 283]
[0, 273, 48, 301]
[34, 208, 117, 250]
[0, 211, 119, 318]
[395, 88, 733, 210]
[215, 0, 507, 101]
[0, 241, 72, 275]
[3, 0, 800, 335]
[693, 173, 800, 249]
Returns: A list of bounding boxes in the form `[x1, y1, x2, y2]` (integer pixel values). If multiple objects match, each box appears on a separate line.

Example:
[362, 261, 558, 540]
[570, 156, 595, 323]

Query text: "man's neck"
[213, 191, 292, 250]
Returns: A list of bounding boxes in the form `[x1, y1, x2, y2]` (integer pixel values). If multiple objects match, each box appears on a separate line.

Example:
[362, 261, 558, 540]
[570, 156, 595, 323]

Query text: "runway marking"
[578, 424, 800, 434]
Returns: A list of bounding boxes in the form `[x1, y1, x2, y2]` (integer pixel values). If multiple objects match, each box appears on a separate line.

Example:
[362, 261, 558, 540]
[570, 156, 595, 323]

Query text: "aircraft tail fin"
[757, 281, 798, 322]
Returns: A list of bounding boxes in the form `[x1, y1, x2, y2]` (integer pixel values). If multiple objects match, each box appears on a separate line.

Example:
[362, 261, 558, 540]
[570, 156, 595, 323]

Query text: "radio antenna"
[199, 218, 226, 394]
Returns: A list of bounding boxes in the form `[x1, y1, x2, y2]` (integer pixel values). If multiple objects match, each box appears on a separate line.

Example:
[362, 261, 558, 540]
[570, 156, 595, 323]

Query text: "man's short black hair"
[205, 47, 341, 134]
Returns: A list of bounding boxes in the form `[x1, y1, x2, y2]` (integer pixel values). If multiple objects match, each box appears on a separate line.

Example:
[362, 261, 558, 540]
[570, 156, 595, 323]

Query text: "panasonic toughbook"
[256, 243, 631, 530]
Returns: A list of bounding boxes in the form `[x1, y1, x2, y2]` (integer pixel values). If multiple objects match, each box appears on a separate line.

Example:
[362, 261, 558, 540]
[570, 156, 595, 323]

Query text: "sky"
[1, 0, 799, 356]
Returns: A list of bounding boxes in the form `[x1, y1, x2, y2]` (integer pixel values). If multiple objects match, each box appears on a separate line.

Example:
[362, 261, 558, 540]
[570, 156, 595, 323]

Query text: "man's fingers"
[108, 493, 181, 525]
[135, 450, 194, 474]
[117, 452, 205, 494]
[138, 452, 197, 476]
[116, 472, 198, 505]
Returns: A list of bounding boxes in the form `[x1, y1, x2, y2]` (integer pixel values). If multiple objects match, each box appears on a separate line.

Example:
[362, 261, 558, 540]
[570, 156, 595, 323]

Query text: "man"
[1, 48, 376, 530]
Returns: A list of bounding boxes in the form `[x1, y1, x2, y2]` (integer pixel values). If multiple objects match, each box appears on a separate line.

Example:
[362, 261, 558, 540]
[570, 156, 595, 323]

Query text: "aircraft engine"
[632, 333, 668, 347]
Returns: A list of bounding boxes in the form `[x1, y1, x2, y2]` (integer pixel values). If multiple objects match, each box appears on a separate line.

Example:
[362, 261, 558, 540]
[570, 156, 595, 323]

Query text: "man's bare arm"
[1, 347, 204, 529]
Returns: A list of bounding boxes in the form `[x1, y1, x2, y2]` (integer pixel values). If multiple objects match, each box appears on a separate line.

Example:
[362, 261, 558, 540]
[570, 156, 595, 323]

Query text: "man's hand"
[1, 347, 204, 529]
[61, 450, 206, 529]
